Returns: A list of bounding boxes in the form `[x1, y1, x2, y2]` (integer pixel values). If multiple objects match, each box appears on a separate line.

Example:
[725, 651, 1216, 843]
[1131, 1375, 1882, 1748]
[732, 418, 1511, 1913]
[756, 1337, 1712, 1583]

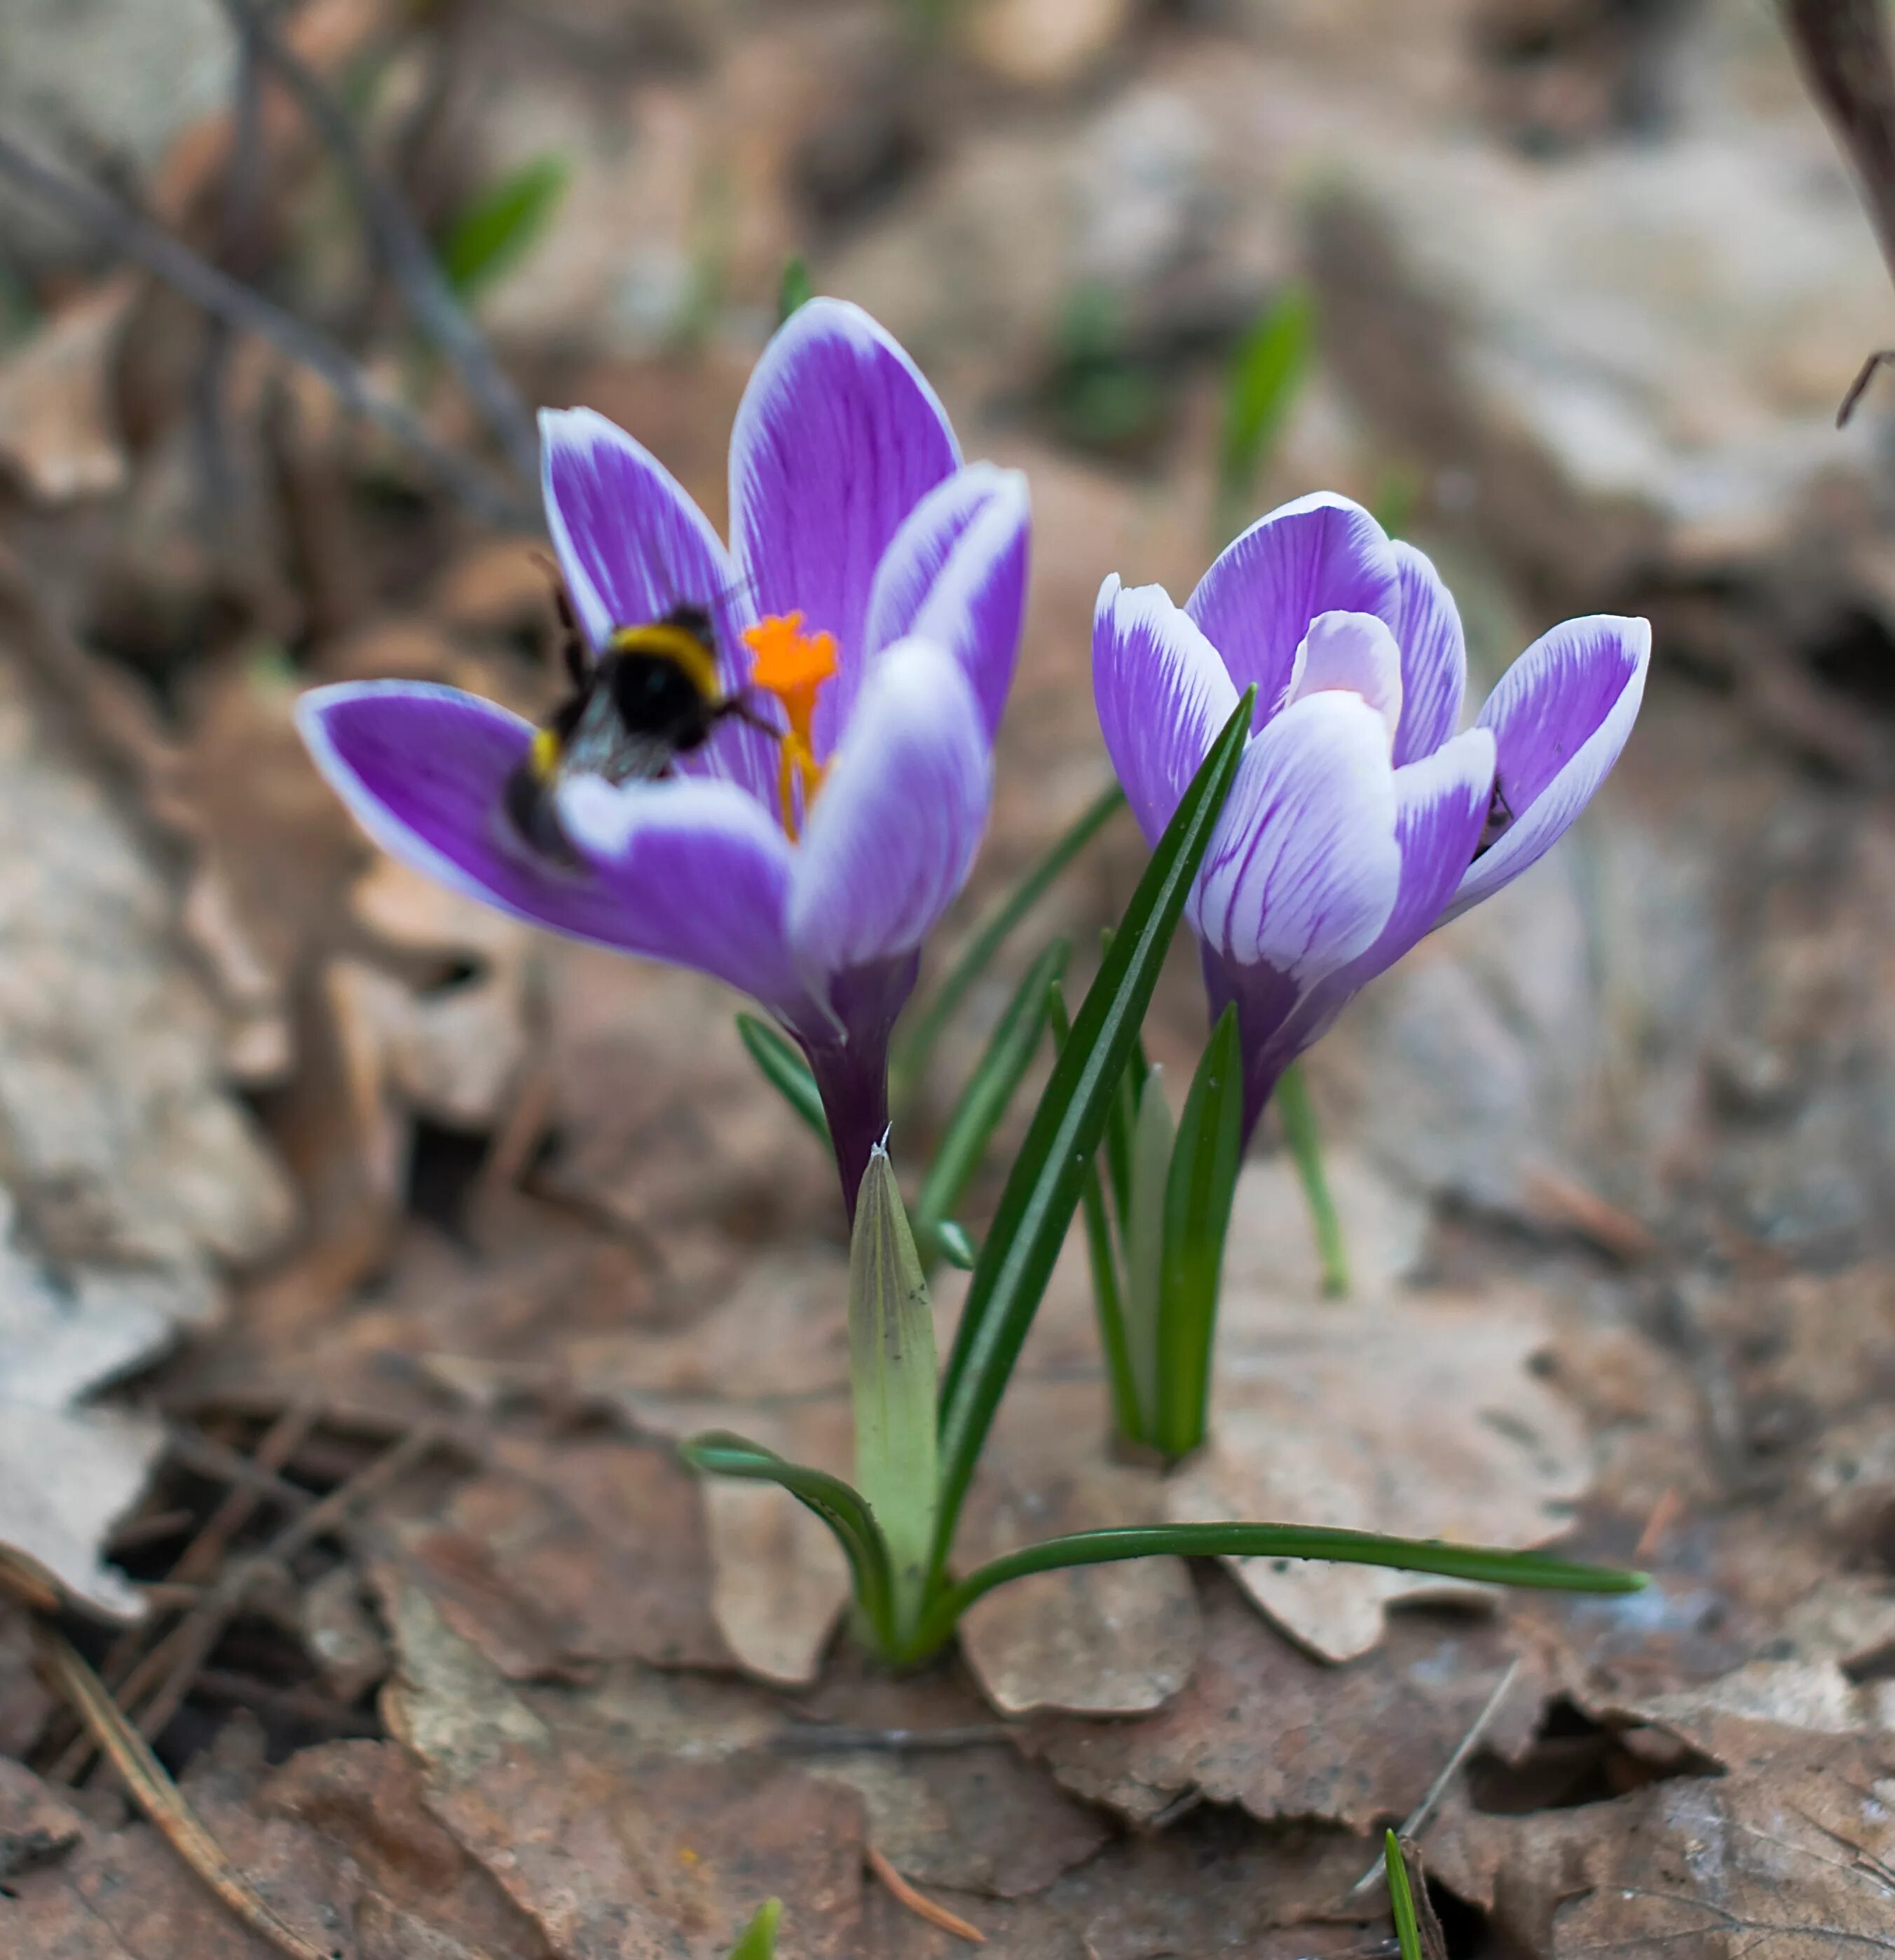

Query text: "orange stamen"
[743, 611, 838, 840]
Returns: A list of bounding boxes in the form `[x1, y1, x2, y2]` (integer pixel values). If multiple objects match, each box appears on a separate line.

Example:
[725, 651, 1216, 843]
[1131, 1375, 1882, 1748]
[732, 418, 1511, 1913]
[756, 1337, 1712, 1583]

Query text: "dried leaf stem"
[866, 1844, 987, 1945]
[218, 0, 541, 484]
[35, 1625, 341, 1960]
[0, 124, 534, 528]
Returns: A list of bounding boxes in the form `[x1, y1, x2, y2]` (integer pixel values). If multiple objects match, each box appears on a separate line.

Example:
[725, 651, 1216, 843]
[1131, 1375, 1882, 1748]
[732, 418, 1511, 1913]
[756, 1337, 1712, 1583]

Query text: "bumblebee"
[505, 581, 767, 861]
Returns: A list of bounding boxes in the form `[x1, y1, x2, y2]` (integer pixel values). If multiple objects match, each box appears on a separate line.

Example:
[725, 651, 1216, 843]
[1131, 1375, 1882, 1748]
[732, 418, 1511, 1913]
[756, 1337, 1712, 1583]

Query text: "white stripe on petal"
[788, 638, 992, 992]
[1093, 575, 1240, 847]
[1191, 691, 1400, 980]
[1446, 615, 1650, 920]
[1388, 540, 1467, 765]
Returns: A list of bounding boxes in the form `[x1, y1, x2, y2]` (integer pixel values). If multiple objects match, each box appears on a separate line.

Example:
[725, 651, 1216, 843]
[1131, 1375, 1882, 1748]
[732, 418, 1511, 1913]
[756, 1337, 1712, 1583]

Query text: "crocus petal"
[788, 638, 991, 994]
[1446, 615, 1650, 920]
[858, 462, 1030, 747]
[539, 406, 774, 804]
[1093, 575, 1239, 847]
[1388, 540, 1468, 766]
[1284, 610, 1404, 745]
[729, 299, 960, 706]
[299, 680, 807, 1015]
[1186, 493, 1400, 723]
[1200, 729, 1494, 1141]
[1191, 691, 1400, 977]
[556, 776, 810, 1020]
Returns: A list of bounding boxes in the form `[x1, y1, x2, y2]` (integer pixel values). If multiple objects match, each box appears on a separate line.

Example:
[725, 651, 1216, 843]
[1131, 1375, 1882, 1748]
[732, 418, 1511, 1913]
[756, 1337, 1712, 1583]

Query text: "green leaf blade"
[914, 938, 1069, 1265]
[777, 256, 814, 323]
[1386, 1834, 1423, 1960]
[897, 783, 1124, 1100]
[931, 691, 1254, 1576]
[439, 156, 570, 301]
[915, 1522, 1643, 1655]
[1154, 1004, 1243, 1458]
[1215, 283, 1314, 540]
[678, 1432, 896, 1650]
[1123, 1067, 1174, 1441]
[736, 1013, 830, 1144]
[728, 1898, 784, 1960]
[849, 1149, 938, 1633]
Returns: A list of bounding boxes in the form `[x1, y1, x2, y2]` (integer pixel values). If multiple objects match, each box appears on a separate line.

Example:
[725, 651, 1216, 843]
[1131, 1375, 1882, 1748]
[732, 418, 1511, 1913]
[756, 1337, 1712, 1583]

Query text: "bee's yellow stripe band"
[609, 623, 722, 701]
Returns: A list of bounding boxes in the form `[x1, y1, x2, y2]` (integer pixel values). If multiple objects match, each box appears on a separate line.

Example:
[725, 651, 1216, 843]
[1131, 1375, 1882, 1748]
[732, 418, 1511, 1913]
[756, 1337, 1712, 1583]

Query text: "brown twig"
[219, 0, 540, 485]
[866, 1844, 987, 1945]
[170, 1404, 321, 1585]
[0, 123, 535, 528]
[35, 1626, 342, 1960]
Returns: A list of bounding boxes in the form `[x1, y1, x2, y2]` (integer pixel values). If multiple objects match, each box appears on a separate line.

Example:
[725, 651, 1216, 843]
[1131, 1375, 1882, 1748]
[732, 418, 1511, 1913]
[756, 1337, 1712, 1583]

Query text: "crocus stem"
[802, 954, 916, 1224]
[1274, 1062, 1348, 1298]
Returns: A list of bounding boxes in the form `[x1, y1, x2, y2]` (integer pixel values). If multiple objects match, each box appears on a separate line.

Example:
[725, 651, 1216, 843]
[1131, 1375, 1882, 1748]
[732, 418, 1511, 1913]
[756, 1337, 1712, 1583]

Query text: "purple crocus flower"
[298, 299, 1029, 1212]
[1095, 492, 1648, 1137]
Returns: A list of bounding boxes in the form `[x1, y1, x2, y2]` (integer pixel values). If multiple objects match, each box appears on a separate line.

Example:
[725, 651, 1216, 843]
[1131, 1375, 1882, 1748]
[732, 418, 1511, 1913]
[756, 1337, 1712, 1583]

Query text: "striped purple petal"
[1447, 614, 1650, 920]
[1093, 575, 1238, 847]
[1388, 540, 1467, 766]
[729, 299, 960, 741]
[539, 406, 773, 804]
[1190, 690, 1401, 976]
[1186, 493, 1400, 727]
[299, 680, 809, 1017]
[860, 462, 1030, 746]
[788, 639, 992, 995]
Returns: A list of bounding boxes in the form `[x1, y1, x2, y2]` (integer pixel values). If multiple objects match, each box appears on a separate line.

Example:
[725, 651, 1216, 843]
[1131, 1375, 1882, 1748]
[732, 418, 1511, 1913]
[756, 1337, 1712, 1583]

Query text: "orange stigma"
[743, 611, 837, 839]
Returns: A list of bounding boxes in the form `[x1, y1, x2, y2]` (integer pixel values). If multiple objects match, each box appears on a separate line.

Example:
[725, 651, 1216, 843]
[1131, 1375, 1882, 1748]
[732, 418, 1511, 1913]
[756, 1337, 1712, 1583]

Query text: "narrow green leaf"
[914, 939, 1068, 1268]
[931, 692, 1254, 1577]
[1386, 1834, 1423, 1960]
[909, 1523, 1643, 1659]
[1215, 284, 1314, 543]
[1123, 1068, 1173, 1440]
[736, 1013, 830, 1144]
[1154, 1005, 1243, 1458]
[1274, 1061, 1348, 1296]
[438, 156, 570, 301]
[1097, 928, 1151, 1224]
[777, 256, 813, 324]
[896, 783, 1124, 1100]
[849, 1149, 938, 1634]
[1050, 981, 1142, 1445]
[728, 1898, 783, 1960]
[933, 1219, 977, 1270]
[678, 1432, 896, 1650]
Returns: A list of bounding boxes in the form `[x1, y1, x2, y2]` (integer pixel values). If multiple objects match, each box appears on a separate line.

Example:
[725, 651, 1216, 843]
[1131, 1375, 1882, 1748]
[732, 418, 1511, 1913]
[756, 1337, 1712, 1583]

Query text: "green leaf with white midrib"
[913, 938, 1068, 1272]
[849, 1150, 938, 1639]
[931, 690, 1254, 1579]
[1154, 1004, 1243, 1458]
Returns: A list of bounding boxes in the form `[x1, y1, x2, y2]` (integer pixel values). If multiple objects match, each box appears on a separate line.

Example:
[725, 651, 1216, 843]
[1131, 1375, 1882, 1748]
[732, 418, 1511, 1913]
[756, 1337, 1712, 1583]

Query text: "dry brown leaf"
[0, 276, 137, 503]
[1220, 1151, 1431, 1305]
[1431, 1719, 1895, 1957]
[953, 1380, 1200, 1718]
[381, 1580, 868, 1957]
[1168, 1291, 1592, 1661]
[1026, 1568, 1544, 1832]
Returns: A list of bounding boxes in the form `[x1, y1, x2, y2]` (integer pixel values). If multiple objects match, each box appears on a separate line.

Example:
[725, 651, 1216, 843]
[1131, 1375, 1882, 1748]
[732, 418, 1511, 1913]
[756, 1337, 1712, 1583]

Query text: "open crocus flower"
[1095, 492, 1648, 1137]
[299, 299, 1029, 1212]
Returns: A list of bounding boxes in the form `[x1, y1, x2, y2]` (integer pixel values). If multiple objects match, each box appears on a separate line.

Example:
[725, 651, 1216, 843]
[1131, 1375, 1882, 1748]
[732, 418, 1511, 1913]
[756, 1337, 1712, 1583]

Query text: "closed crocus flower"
[1095, 492, 1647, 1136]
[300, 299, 1029, 1212]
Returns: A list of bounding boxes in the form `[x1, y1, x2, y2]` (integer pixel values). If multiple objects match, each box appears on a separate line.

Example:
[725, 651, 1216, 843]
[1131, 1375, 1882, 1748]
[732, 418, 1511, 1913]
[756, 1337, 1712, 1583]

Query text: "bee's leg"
[1839, 349, 1895, 428]
[715, 696, 788, 740]
[530, 547, 591, 685]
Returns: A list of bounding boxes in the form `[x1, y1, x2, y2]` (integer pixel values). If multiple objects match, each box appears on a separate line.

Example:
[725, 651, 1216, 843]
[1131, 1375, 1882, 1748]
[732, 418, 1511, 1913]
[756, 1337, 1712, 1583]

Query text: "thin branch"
[36, 1627, 339, 1960]
[220, 0, 540, 486]
[0, 123, 535, 530]
[1346, 1659, 1521, 1900]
